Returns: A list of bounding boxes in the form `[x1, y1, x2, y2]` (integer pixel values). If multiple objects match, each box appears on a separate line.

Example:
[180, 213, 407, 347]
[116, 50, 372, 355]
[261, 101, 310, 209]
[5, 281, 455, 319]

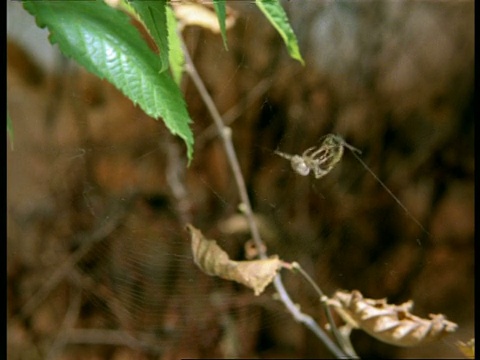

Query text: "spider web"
[7, 1, 475, 359]
[7, 35, 315, 359]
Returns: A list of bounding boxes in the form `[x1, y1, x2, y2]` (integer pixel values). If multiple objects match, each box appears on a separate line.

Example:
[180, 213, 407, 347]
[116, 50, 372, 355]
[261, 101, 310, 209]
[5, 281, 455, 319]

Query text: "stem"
[273, 275, 348, 358]
[181, 39, 266, 259]
[292, 262, 359, 358]
[181, 36, 348, 359]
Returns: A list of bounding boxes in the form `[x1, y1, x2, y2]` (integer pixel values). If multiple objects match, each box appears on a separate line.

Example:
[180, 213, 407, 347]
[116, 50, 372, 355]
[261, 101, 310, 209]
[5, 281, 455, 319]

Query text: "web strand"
[346, 147, 430, 239]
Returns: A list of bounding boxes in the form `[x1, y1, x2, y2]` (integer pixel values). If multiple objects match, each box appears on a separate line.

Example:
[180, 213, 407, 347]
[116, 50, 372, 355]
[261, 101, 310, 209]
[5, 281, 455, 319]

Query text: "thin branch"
[196, 78, 272, 147]
[46, 283, 82, 360]
[69, 267, 135, 333]
[291, 262, 359, 358]
[49, 271, 164, 354]
[18, 195, 134, 320]
[164, 139, 192, 224]
[273, 275, 350, 359]
[181, 38, 266, 260]
[63, 329, 162, 353]
[181, 35, 348, 359]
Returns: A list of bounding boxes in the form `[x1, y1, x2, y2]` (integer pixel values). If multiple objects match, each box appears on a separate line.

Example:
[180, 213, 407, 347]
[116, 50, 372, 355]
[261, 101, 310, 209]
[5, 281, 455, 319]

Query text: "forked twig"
[289, 262, 359, 358]
[181, 39, 266, 260]
[18, 196, 133, 320]
[46, 283, 82, 360]
[196, 78, 272, 147]
[63, 329, 161, 351]
[180, 36, 347, 359]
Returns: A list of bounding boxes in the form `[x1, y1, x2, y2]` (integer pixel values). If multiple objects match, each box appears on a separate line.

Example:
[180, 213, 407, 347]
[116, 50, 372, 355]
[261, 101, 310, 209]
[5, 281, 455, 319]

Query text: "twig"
[273, 275, 349, 359]
[181, 39, 266, 259]
[18, 195, 133, 320]
[69, 267, 135, 334]
[181, 36, 348, 359]
[290, 262, 359, 358]
[63, 329, 162, 352]
[68, 268, 167, 354]
[46, 282, 82, 360]
[164, 139, 192, 224]
[196, 78, 272, 147]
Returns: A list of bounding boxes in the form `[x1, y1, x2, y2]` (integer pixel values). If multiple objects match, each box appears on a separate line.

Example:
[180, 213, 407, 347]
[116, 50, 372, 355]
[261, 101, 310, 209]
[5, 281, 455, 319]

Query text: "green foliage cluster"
[22, 0, 304, 163]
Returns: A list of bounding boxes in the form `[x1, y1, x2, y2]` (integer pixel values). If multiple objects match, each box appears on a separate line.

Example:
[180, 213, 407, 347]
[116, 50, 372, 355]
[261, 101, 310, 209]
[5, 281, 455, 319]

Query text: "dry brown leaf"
[187, 224, 282, 296]
[329, 290, 458, 347]
[172, 3, 236, 34]
[456, 338, 475, 358]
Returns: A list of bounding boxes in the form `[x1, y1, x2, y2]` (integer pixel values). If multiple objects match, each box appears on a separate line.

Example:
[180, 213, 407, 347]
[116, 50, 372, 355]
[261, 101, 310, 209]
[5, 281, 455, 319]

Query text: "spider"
[275, 133, 429, 236]
[275, 134, 361, 179]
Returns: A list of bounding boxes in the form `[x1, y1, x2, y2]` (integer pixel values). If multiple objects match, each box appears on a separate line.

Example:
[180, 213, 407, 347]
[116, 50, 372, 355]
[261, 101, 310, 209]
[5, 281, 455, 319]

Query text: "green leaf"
[23, 0, 194, 162]
[7, 112, 14, 150]
[166, 6, 184, 85]
[212, 0, 228, 50]
[129, 0, 169, 73]
[255, 0, 304, 65]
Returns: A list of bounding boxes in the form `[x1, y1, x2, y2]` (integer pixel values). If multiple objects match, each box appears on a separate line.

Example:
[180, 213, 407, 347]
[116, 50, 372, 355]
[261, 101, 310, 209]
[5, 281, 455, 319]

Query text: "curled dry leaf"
[456, 338, 475, 359]
[172, 3, 236, 33]
[187, 224, 282, 296]
[328, 290, 458, 347]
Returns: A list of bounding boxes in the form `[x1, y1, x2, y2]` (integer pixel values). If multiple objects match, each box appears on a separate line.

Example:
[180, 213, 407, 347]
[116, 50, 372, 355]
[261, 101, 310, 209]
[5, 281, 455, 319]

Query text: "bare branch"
[180, 34, 348, 359]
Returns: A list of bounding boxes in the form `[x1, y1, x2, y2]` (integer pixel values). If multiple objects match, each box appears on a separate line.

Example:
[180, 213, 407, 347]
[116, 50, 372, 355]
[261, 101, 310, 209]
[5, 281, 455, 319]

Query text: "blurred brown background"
[7, 1, 474, 359]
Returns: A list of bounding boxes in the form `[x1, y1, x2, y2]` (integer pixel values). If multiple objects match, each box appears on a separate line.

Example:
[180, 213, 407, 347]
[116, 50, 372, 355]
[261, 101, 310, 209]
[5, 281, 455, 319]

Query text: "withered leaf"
[329, 290, 458, 347]
[456, 338, 475, 359]
[172, 3, 236, 34]
[187, 224, 282, 296]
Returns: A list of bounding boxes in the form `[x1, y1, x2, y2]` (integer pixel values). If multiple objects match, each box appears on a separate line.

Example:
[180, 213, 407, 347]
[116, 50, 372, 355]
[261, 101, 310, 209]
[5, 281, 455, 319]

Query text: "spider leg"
[274, 150, 294, 161]
[304, 146, 327, 158]
[302, 146, 318, 157]
[313, 166, 329, 179]
[308, 146, 331, 165]
[312, 146, 329, 158]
